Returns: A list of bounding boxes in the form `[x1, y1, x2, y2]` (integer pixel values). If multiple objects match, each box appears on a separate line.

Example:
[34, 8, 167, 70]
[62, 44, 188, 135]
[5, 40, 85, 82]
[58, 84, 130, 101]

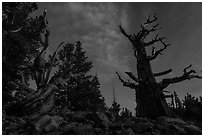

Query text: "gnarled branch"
[144, 34, 166, 47]
[33, 9, 50, 88]
[44, 42, 64, 84]
[148, 39, 170, 60]
[116, 72, 137, 89]
[137, 14, 160, 39]
[141, 23, 160, 39]
[119, 25, 134, 43]
[125, 72, 140, 83]
[144, 13, 157, 25]
[153, 69, 172, 77]
[159, 65, 202, 89]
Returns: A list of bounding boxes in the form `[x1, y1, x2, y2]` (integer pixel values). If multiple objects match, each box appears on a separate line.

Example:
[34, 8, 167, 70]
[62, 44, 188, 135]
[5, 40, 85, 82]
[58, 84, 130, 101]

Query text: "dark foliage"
[2, 2, 45, 103]
[171, 92, 202, 122]
[54, 41, 106, 111]
[109, 101, 121, 114]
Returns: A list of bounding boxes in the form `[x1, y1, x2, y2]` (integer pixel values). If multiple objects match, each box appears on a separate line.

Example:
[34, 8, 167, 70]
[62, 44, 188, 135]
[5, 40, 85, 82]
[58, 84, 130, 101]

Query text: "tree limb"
[137, 14, 160, 39]
[159, 65, 202, 89]
[148, 39, 170, 60]
[144, 34, 166, 47]
[116, 72, 137, 89]
[33, 9, 50, 88]
[142, 23, 160, 39]
[153, 69, 172, 77]
[44, 42, 64, 84]
[144, 13, 157, 25]
[119, 25, 134, 43]
[125, 72, 140, 83]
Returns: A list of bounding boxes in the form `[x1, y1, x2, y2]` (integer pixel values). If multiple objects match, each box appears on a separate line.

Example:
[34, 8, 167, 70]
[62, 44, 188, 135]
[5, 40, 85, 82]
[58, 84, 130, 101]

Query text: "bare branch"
[116, 72, 137, 89]
[44, 42, 64, 84]
[137, 15, 160, 39]
[144, 35, 166, 47]
[184, 64, 192, 73]
[148, 40, 170, 60]
[144, 13, 157, 25]
[159, 65, 202, 89]
[125, 72, 140, 83]
[33, 9, 50, 88]
[153, 69, 172, 77]
[142, 23, 160, 38]
[119, 25, 134, 43]
[41, 9, 49, 47]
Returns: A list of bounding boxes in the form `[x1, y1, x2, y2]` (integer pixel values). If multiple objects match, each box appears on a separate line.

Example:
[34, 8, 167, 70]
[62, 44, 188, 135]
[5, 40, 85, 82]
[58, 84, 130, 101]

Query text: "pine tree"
[56, 42, 106, 111]
[109, 101, 121, 117]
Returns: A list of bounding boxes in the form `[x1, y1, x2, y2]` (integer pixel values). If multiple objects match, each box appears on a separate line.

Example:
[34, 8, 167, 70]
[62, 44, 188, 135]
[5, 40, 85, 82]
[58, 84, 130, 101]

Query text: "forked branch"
[125, 72, 140, 83]
[159, 65, 202, 89]
[144, 13, 157, 25]
[116, 72, 137, 89]
[119, 25, 134, 43]
[144, 34, 166, 47]
[137, 14, 160, 39]
[148, 39, 170, 60]
[141, 23, 160, 39]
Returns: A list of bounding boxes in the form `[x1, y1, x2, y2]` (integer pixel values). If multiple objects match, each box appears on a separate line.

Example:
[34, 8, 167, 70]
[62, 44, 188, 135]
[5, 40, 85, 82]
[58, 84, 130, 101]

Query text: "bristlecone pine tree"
[6, 9, 72, 119]
[116, 14, 201, 118]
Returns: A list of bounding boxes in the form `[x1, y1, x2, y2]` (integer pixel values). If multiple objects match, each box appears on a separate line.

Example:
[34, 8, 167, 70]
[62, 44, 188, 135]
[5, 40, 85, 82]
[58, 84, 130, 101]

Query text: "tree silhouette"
[55, 43, 106, 111]
[2, 2, 46, 104]
[5, 9, 70, 119]
[6, 9, 106, 119]
[109, 101, 121, 119]
[116, 14, 201, 118]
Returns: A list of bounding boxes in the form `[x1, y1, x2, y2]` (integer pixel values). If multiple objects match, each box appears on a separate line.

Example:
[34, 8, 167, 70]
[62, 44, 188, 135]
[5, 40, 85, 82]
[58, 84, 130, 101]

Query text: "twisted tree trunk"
[6, 10, 68, 119]
[117, 14, 201, 118]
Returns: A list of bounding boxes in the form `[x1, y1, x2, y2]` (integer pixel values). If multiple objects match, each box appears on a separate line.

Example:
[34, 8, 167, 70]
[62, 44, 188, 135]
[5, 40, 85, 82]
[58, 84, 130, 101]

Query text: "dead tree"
[116, 14, 201, 118]
[6, 10, 72, 119]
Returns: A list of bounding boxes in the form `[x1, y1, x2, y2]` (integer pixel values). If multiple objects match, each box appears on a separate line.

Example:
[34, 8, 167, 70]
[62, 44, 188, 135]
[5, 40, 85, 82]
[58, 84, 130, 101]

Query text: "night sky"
[32, 2, 202, 113]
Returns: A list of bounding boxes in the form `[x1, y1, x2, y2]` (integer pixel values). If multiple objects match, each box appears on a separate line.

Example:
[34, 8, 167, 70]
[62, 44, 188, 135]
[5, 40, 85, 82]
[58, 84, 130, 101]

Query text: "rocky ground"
[2, 110, 202, 135]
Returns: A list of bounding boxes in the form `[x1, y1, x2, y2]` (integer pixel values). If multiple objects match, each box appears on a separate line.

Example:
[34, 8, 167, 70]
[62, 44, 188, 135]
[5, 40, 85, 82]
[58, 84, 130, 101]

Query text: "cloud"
[40, 3, 132, 84]
[59, 3, 131, 83]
